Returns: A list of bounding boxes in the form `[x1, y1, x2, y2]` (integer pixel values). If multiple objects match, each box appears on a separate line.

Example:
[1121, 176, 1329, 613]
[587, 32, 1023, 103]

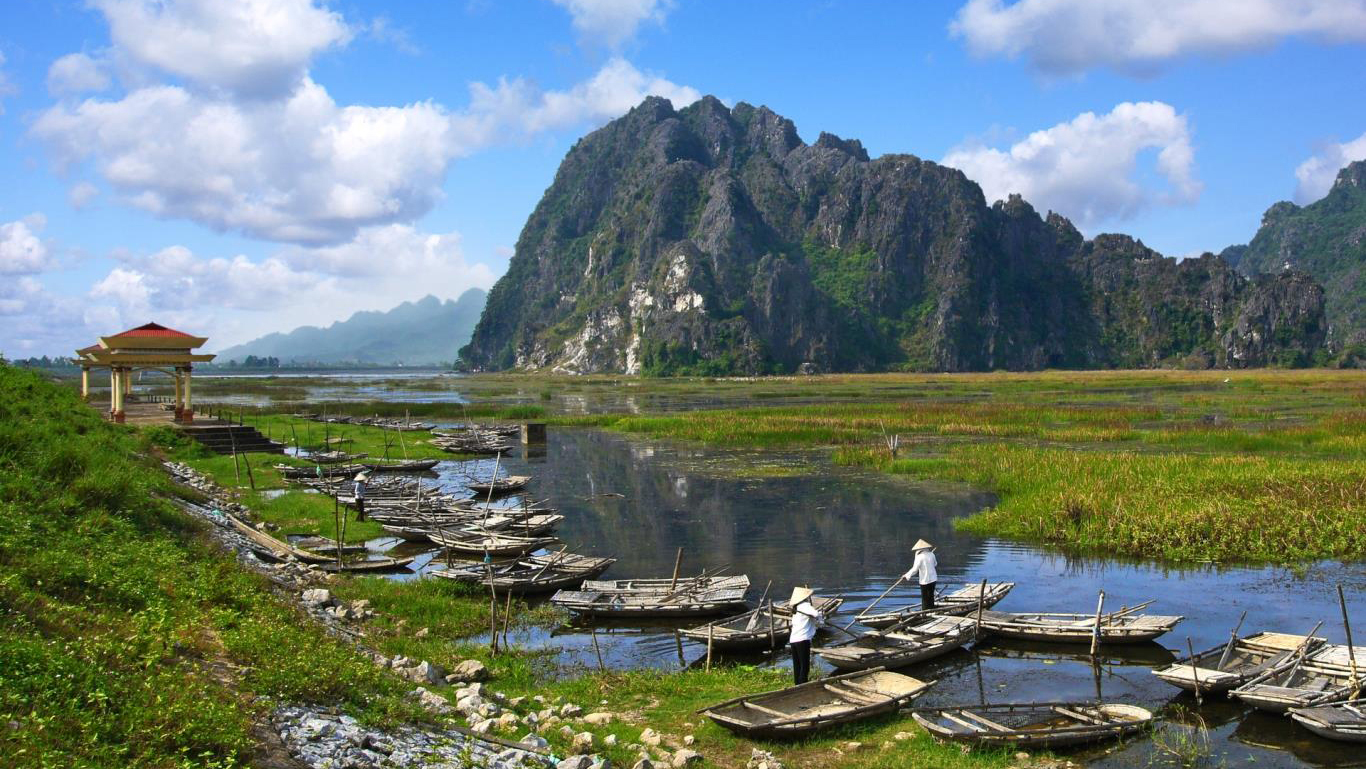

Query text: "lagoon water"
[359, 428, 1366, 768]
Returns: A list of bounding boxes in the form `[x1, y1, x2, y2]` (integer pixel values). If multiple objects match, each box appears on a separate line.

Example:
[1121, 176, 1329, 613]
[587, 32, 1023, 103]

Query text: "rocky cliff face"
[1224, 160, 1366, 347]
[461, 96, 1327, 373]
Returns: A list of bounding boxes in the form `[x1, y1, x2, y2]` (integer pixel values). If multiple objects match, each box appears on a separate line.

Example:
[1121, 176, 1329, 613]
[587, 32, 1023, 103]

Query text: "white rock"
[558, 758, 594, 769]
[496, 713, 520, 731]
[560, 703, 585, 718]
[640, 728, 662, 747]
[407, 687, 452, 715]
[572, 731, 596, 754]
[301, 588, 331, 605]
[671, 749, 702, 768]
[414, 626, 430, 638]
[682, 735, 694, 746]
[469, 718, 494, 734]
[583, 712, 613, 725]
[521, 733, 550, 749]
[603, 734, 618, 747]
[893, 731, 912, 741]
[632, 760, 656, 769]
[449, 659, 489, 683]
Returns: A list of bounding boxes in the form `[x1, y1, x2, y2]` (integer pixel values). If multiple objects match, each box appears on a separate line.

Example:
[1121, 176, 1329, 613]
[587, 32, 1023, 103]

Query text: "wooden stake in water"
[1340, 584, 1360, 696]
[480, 452, 502, 526]
[706, 624, 714, 672]
[502, 590, 514, 649]
[669, 547, 684, 592]
[1187, 636, 1203, 706]
[767, 601, 776, 650]
[590, 625, 606, 673]
[1090, 590, 1106, 657]
[975, 578, 988, 641]
[487, 562, 499, 654]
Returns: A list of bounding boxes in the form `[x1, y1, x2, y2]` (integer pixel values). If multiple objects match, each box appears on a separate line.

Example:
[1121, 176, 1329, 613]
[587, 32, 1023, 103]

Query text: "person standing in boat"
[788, 586, 824, 685]
[353, 472, 369, 521]
[903, 539, 938, 610]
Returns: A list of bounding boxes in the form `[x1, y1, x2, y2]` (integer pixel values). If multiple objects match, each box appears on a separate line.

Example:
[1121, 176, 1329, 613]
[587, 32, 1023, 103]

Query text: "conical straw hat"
[354, 472, 369, 481]
[789, 586, 814, 605]
[912, 539, 934, 551]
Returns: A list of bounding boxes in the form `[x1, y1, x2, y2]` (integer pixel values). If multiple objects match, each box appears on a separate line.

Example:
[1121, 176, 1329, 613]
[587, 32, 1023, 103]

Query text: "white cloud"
[68, 181, 101, 209]
[551, 0, 673, 49]
[942, 101, 1202, 227]
[91, 0, 353, 98]
[0, 215, 52, 275]
[78, 224, 498, 350]
[34, 60, 697, 245]
[1294, 131, 1366, 203]
[47, 53, 113, 95]
[951, 0, 1366, 75]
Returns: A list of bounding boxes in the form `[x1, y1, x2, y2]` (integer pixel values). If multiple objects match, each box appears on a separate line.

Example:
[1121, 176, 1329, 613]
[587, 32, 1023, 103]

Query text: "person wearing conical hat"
[788, 586, 824, 685]
[902, 538, 938, 610]
[353, 471, 369, 521]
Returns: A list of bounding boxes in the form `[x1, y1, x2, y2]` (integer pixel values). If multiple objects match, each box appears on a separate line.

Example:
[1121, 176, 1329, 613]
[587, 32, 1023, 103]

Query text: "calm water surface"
[343, 427, 1366, 769]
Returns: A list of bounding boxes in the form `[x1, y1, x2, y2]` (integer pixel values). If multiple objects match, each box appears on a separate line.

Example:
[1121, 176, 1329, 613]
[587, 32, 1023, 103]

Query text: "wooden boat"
[1232, 644, 1366, 713]
[225, 512, 332, 564]
[680, 597, 844, 651]
[466, 475, 531, 496]
[291, 535, 367, 555]
[974, 606, 1183, 644]
[364, 459, 441, 473]
[318, 556, 415, 573]
[1153, 632, 1325, 694]
[701, 668, 932, 738]
[275, 463, 367, 479]
[310, 450, 368, 464]
[580, 575, 750, 596]
[552, 577, 751, 618]
[858, 582, 1015, 629]
[912, 702, 1153, 748]
[430, 553, 617, 593]
[815, 615, 979, 671]
[1289, 699, 1366, 743]
[426, 527, 557, 557]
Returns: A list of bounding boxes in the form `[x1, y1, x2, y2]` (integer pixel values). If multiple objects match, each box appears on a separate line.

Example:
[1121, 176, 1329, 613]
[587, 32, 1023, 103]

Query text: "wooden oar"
[529, 546, 569, 581]
[1215, 610, 1249, 672]
[855, 575, 905, 622]
[1097, 599, 1156, 625]
[745, 580, 773, 632]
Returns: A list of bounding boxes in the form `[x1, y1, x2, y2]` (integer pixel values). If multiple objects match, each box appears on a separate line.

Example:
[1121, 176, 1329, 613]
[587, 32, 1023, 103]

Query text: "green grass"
[0, 364, 425, 769]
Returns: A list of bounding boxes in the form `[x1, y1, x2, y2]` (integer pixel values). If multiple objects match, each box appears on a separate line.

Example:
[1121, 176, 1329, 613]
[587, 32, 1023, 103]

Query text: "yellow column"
[112, 368, 125, 422]
[172, 369, 183, 420]
[81, 367, 90, 401]
[183, 367, 193, 423]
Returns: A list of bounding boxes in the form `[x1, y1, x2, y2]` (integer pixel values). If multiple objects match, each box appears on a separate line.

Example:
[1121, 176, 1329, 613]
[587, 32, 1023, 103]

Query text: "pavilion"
[75, 323, 215, 423]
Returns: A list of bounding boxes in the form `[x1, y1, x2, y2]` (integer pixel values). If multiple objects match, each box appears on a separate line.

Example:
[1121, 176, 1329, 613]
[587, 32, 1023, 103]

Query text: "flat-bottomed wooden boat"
[701, 668, 932, 738]
[1153, 632, 1324, 694]
[975, 607, 1182, 644]
[912, 702, 1153, 748]
[430, 552, 617, 593]
[680, 597, 844, 651]
[1232, 644, 1366, 713]
[815, 615, 979, 671]
[1289, 700, 1366, 743]
[858, 582, 1015, 629]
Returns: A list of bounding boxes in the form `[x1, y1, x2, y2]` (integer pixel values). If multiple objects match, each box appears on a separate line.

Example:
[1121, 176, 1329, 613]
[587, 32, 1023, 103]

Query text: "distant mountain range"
[216, 290, 486, 366]
[460, 96, 1328, 374]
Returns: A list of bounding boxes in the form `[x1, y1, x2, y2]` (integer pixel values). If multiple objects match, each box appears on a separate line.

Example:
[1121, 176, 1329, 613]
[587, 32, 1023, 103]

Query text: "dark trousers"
[790, 640, 812, 684]
[355, 499, 366, 521]
[920, 581, 936, 610]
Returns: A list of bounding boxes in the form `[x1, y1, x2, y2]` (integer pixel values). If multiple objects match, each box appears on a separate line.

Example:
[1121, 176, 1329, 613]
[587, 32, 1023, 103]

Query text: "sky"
[1, 0, 1364, 357]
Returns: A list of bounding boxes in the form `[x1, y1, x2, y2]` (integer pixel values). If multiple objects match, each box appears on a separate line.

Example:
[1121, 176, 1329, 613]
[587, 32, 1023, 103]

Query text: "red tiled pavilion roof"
[77, 344, 102, 353]
[108, 322, 195, 339]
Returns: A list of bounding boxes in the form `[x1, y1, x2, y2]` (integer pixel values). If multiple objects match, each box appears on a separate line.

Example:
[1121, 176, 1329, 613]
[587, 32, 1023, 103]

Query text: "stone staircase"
[180, 423, 287, 455]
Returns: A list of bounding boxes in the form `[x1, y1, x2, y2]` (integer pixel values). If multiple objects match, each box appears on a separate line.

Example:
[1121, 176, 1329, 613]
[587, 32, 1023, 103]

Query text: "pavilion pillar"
[182, 365, 193, 423]
[173, 368, 184, 421]
[112, 368, 126, 423]
[81, 367, 90, 401]
[109, 368, 118, 420]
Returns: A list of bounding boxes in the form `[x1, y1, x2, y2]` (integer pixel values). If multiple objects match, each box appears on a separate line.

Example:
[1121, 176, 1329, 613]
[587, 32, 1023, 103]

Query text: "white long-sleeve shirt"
[903, 550, 937, 585]
[788, 602, 822, 643]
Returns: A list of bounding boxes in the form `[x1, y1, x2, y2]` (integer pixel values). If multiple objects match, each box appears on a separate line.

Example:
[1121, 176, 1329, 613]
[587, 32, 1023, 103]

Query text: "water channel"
[227, 372, 1366, 769]
[322, 426, 1366, 769]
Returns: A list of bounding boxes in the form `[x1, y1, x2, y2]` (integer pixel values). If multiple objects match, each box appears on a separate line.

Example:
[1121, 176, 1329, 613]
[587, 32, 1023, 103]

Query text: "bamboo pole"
[674, 629, 686, 670]
[242, 450, 256, 491]
[487, 563, 499, 653]
[1090, 590, 1106, 656]
[706, 624, 714, 672]
[502, 590, 514, 649]
[1187, 637, 1203, 706]
[1340, 585, 1360, 695]
[590, 625, 606, 672]
[745, 581, 773, 632]
[480, 452, 502, 526]
[1216, 610, 1248, 672]
[975, 578, 988, 641]
[669, 547, 684, 592]
[858, 575, 905, 622]
[768, 601, 776, 650]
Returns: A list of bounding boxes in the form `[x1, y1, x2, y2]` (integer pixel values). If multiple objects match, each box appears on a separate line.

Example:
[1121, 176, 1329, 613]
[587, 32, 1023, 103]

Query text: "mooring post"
[1090, 590, 1105, 657]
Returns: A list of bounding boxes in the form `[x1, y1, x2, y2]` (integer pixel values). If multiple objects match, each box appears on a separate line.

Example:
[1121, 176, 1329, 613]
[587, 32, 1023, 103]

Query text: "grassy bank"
[543, 371, 1366, 563]
[0, 366, 425, 768]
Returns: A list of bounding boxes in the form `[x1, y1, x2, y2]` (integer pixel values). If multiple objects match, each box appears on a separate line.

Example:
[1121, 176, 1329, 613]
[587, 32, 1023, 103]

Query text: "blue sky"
[1, 0, 1364, 356]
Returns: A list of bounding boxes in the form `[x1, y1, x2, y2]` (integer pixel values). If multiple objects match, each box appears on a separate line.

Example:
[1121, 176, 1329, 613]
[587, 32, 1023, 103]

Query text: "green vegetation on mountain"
[1223, 160, 1366, 356]
[218, 289, 485, 366]
[462, 96, 1326, 374]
